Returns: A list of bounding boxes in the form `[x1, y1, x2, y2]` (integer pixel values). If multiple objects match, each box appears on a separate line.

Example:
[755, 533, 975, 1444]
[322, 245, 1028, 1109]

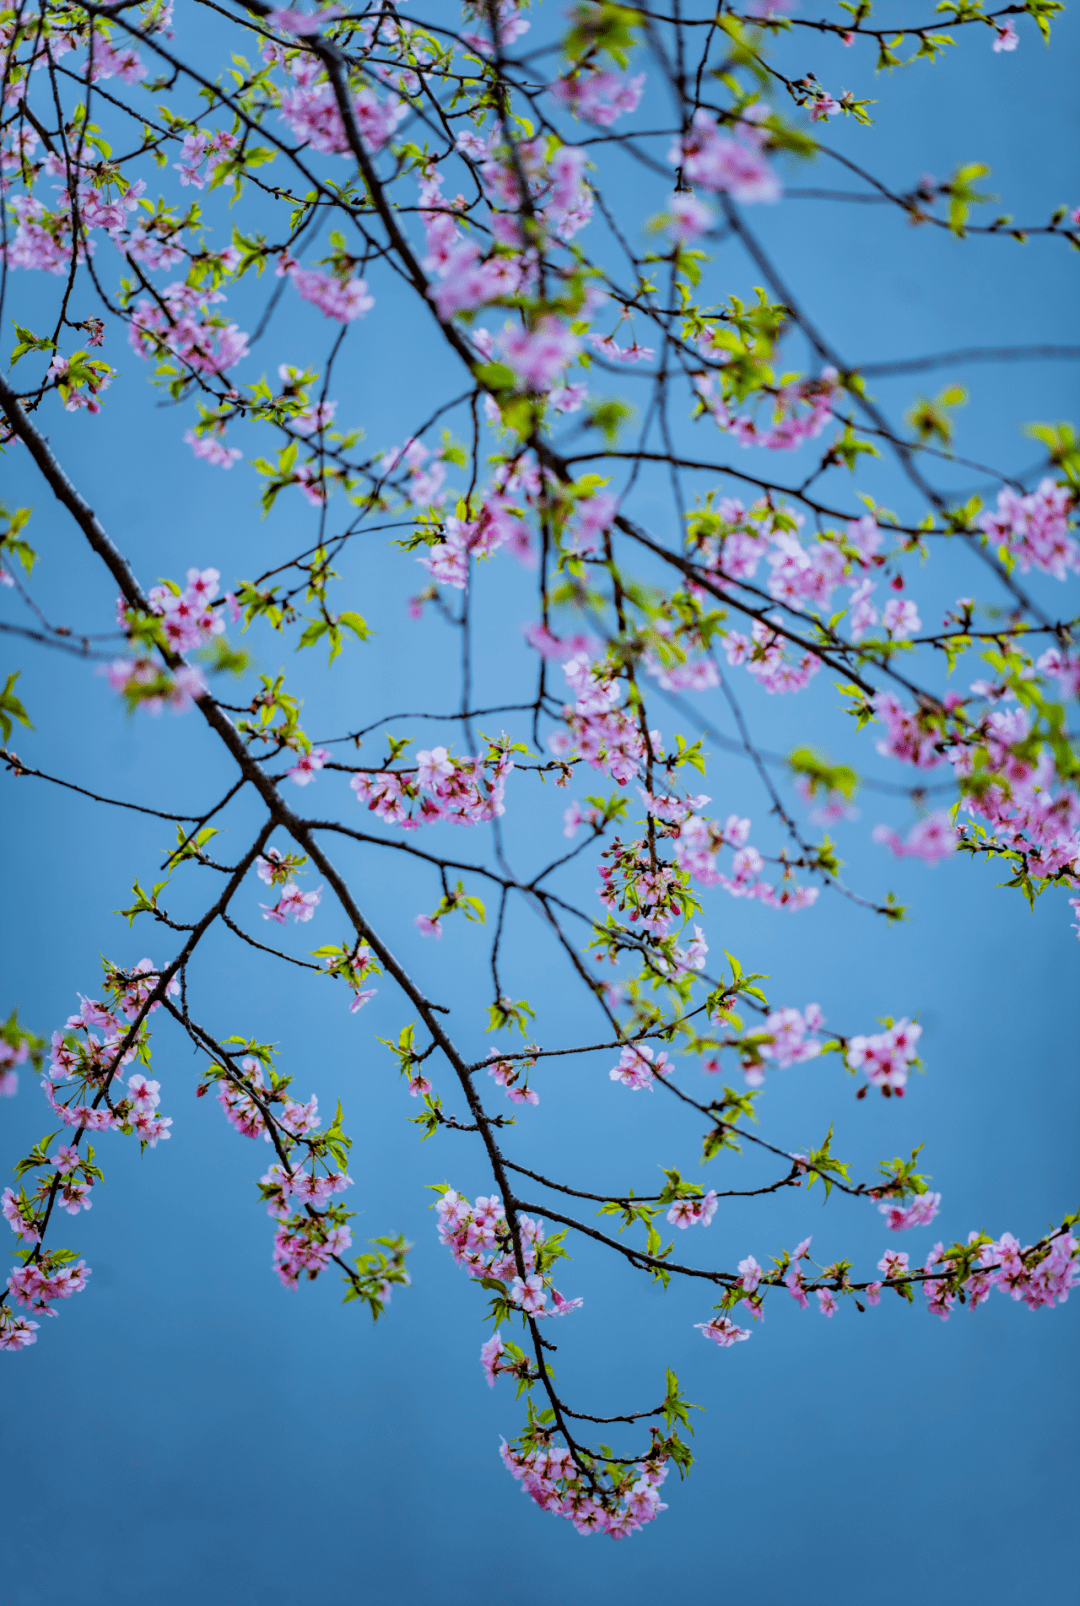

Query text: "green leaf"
[0, 672, 33, 743]
[338, 610, 372, 642]
[10, 322, 55, 368]
[474, 361, 517, 392]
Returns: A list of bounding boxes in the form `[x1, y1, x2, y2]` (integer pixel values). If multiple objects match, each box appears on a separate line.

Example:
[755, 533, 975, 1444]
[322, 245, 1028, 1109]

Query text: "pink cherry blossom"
[695, 1315, 751, 1346]
[291, 267, 374, 323]
[976, 479, 1077, 579]
[846, 1018, 922, 1094]
[670, 109, 781, 203]
[480, 1329, 505, 1386]
[184, 429, 242, 469]
[872, 811, 957, 864]
[498, 317, 580, 392]
[287, 747, 330, 785]
[552, 69, 645, 126]
[880, 1192, 941, 1231]
[667, 1191, 718, 1228]
[261, 882, 322, 924]
[882, 597, 922, 639]
[738, 1255, 763, 1291]
[609, 1043, 672, 1091]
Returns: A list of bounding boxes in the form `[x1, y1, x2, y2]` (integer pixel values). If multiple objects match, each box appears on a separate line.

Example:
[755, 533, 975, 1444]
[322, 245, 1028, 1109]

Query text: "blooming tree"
[1, 0, 1078, 1541]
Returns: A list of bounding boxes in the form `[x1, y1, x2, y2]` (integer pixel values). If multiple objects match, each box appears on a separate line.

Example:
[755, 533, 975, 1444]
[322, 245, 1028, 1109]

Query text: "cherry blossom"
[976, 479, 1078, 579]
[872, 812, 957, 864]
[695, 1315, 751, 1345]
[287, 747, 330, 785]
[846, 1019, 922, 1095]
[552, 69, 645, 126]
[609, 1043, 672, 1091]
[670, 109, 781, 204]
[667, 1191, 718, 1228]
[880, 1192, 941, 1231]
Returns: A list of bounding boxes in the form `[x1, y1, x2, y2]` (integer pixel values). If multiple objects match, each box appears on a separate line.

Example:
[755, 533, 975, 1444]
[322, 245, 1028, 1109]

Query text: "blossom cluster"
[203, 1048, 405, 1309]
[870, 679, 1080, 893]
[670, 107, 780, 204]
[548, 653, 659, 785]
[0, 961, 180, 1349]
[696, 368, 839, 453]
[693, 1224, 1079, 1341]
[500, 1440, 669, 1539]
[672, 813, 819, 910]
[976, 479, 1078, 580]
[435, 1189, 581, 1319]
[130, 282, 250, 378]
[350, 744, 513, 828]
[45, 981, 175, 1144]
[845, 1018, 922, 1095]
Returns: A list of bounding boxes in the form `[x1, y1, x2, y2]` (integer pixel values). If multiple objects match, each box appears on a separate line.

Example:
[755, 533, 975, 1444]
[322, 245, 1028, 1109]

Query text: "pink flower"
[291, 268, 374, 323]
[129, 282, 249, 377]
[817, 1289, 837, 1317]
[737, 1254, 763, 1292]
[510, 1272, 547, 1314]
[287, 747, 329, 786]
[879, 1191, 941, 1231]
[878, 1249, 910, 1278]
[872, 810, 956, 865]
[261, 882, 322, 924]
[992, 20, 1018, 49]
[480, 1329, 505, 1387]
[89, 39, 147, 83]
[549, 381, 588, 413]
[661, 193, 713, 240]
[760, 1004, 823, 1070]
[669, 109, 781, 204]
[57, 1179, 93, 1215]
[882, 597, 921, 639]
[846, 1017, 922, 1093]
[848, 578, 879, 640]
[2, 1187, 40, 1243]
[0, 1313, 40, 1350]
[185, 429, 242, 468]
[976, 479, 1077, 580]
[414, 914, 442, 938]
[695, 1315, 750, 1346]
[416, 746, 455, 789]
[809, 93, 840, 121]
[666, 1191, 718, 1229]
[551, 68, 645, 126]
[127, 1072, 161, 1115]
[498, 317, 580, 392]
[587, 332, 655, 364]
[609, 1043, 671, 1090]
[784, 1271, 810, 1310]
[268, 5, 342, 35]
[872, 690, 946, 770]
